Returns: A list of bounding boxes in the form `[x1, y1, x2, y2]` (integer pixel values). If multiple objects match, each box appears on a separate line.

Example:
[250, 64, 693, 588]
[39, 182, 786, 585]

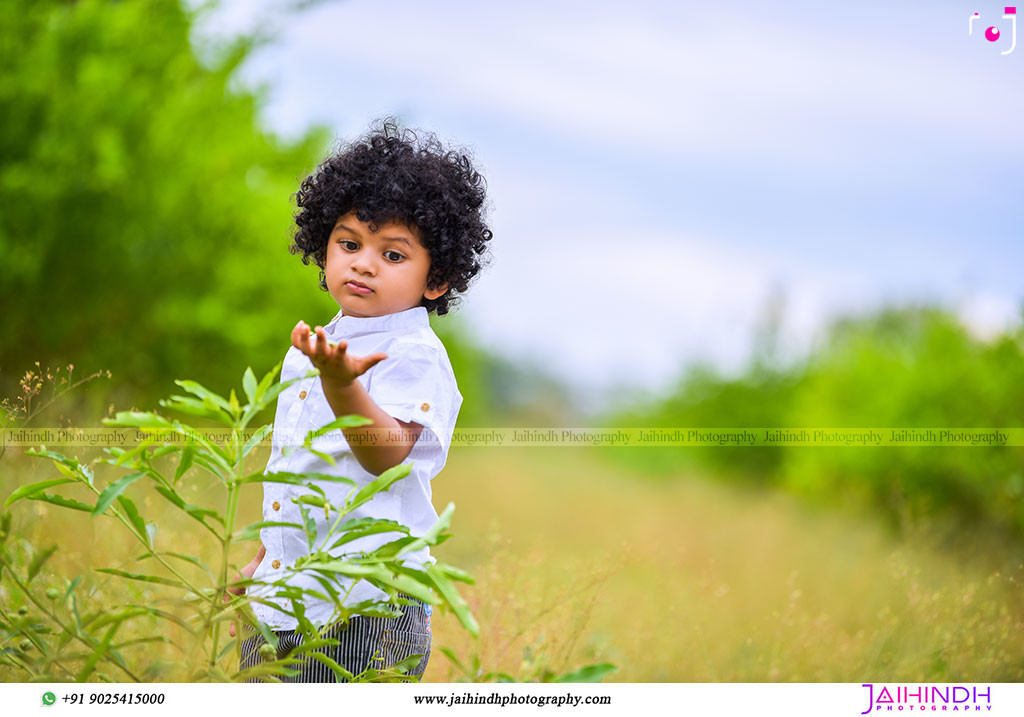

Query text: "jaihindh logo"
[860, 684, 993, 713]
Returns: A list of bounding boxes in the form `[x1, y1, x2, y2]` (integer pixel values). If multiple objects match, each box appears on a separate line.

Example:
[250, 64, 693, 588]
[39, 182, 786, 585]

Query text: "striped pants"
[239, 595, 432, 683]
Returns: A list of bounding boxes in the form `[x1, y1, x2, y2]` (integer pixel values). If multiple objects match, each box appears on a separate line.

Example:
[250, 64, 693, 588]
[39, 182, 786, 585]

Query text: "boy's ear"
[424, 282, 449, 301]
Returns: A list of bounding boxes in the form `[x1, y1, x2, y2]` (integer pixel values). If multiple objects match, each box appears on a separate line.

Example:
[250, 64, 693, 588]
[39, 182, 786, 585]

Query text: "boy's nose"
[350, 256, 376, 275]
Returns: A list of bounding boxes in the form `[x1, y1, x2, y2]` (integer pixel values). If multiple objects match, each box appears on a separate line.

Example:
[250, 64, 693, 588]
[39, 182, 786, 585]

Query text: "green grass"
[3, 441, 1021, 682]
[430, 445, 1024, 682]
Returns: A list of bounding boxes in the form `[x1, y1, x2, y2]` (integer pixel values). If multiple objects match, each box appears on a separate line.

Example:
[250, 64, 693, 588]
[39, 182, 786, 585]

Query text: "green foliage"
[1, 364, 618, 683]
[780, 306, 1024, 538]
[601, 304, 1024, 542]
[1, 365, 478, 682]
[0, 0, 330, 411]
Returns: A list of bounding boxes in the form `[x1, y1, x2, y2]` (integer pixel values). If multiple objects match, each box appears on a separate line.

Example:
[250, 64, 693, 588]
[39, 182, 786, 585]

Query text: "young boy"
[235, 119, 492, 682]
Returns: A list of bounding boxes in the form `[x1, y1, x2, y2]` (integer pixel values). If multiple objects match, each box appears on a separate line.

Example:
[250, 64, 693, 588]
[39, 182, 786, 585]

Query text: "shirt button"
[272, 560, 281, 569]
[272, 501, 280, 511]
[420, 402, 430, 412]
[299, 390, 307, 399]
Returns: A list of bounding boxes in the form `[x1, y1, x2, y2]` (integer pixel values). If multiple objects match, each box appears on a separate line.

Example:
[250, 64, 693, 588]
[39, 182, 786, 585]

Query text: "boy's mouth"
[346, 281, 373, 295]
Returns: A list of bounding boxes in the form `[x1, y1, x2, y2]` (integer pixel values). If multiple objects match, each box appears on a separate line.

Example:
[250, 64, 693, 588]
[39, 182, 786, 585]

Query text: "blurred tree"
[0, 0, 330, 412]
[600, 302, 1024, 544]
[779, 304, 1024, 539]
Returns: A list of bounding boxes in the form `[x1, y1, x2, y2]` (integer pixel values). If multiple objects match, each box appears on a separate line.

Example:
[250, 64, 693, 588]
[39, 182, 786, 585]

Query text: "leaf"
[233, 520, 304, 542]
[306, 650, 356, 682]
[153, 485, 220, 536]
[233, 471, 355, 487]
[431, 562, 475, 585]
[327, 520, 408, 551]
[4, 478, 74, 507]
[29, 492, 90, 513]
[158, 396, 232, 425]
[425, 563, 479, 638]
[153, 483, 185, 509]
[76, 621, 121, 683]
[93, 472, 145, 516]
[256, 362, 281, 399]
[305, 414, 374, 442]
[190, 451, 230, 481]
[102, 411, 173, 430]
[437, 646, 471, 678]
[65, 576, 82, 602]
[166, 424, 234, 474]
[101, 443, 150, 468]
[186, 505, 222, 523]
[25, 446, 69, 462]
[28, 544, 58, 581]
[366, 536, 419, 560]
[135, 551, 213, 579]
[173, 445, 195, 484]
[173, 379, 231, 412]
[115, 635, 177, 650]
[552, 662, 619, 683]
[241, 424, 272, 459]
[304, 560, 437, 605]
[307, 447, 336, 466]
[262, 369, 318, 407]
[151, 445, 178, 459]
[487, 672, 517, 682]
[115, 495, 148, 542]
[242, 366, 258, 404]
[299, 504, 316, 551]
[334, 516, 405, 532]
[94, 568, 182, 588]
[378, 502, 454, 559]
[24, 444, 89, 485]
[345, 462, 411, 514]
[288, 638, 341, 655]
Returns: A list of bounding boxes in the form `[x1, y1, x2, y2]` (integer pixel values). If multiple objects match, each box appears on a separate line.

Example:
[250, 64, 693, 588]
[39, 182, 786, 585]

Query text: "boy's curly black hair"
[289, 118, 493, 316]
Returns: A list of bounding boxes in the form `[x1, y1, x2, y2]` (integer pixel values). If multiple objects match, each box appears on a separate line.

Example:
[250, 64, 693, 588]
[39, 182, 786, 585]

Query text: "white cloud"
[232, 0, 1024, 177]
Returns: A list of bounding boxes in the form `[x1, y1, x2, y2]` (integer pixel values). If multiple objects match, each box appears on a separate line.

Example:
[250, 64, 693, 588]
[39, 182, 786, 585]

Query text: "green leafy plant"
[2, 364, 478, 682]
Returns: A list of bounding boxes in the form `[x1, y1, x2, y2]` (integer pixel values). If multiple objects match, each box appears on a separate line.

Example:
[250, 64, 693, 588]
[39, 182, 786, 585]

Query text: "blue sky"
[194, 0, 1024, 411]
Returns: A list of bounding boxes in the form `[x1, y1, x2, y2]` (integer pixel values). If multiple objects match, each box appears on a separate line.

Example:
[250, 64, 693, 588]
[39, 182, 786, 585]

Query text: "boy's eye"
[385, 250, 404, 262]
[340, 240, 358, 250]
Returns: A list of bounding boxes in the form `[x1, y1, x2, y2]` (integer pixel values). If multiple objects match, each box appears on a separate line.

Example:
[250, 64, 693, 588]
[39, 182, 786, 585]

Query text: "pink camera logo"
[970, 7, 1017, 54]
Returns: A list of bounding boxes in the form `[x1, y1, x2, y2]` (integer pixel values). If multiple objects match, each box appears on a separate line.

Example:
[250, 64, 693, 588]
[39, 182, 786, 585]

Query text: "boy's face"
[324, 211, 448, 318]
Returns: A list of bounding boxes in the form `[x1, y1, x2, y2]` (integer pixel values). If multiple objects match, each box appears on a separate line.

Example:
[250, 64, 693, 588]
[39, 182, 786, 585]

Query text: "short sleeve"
[368, 341, 457, 461]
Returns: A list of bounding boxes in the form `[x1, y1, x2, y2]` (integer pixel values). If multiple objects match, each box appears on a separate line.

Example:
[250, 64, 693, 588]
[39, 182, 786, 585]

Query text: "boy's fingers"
[314, 326, 328, 356]
[291, 321, 311, 354]
[358, 353, 388, 373]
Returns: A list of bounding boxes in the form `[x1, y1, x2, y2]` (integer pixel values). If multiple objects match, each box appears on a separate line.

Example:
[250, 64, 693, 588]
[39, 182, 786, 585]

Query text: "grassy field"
[428, 446, 1024, 682]
[2, 442, 1022, 682]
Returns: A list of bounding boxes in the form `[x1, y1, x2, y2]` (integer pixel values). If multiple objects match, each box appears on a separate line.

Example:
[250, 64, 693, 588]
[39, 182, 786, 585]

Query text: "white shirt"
[249, 305, 463, 630]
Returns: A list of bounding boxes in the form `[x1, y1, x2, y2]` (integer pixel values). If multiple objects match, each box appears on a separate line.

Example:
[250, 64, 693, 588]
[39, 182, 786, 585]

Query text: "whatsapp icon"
[42, 692, 56, 706]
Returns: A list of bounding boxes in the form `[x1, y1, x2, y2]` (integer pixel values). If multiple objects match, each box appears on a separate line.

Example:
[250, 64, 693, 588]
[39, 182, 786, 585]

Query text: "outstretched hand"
[291, 320, 388, 387]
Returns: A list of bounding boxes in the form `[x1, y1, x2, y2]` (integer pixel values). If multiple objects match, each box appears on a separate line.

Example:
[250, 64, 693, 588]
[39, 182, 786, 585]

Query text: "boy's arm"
[292, 320, 424, 476]
[320, 376, 424, 476]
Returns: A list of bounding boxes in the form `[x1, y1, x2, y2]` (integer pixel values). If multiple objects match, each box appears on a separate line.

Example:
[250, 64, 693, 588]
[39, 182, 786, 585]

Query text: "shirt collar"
[324, 305, 429, 338]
